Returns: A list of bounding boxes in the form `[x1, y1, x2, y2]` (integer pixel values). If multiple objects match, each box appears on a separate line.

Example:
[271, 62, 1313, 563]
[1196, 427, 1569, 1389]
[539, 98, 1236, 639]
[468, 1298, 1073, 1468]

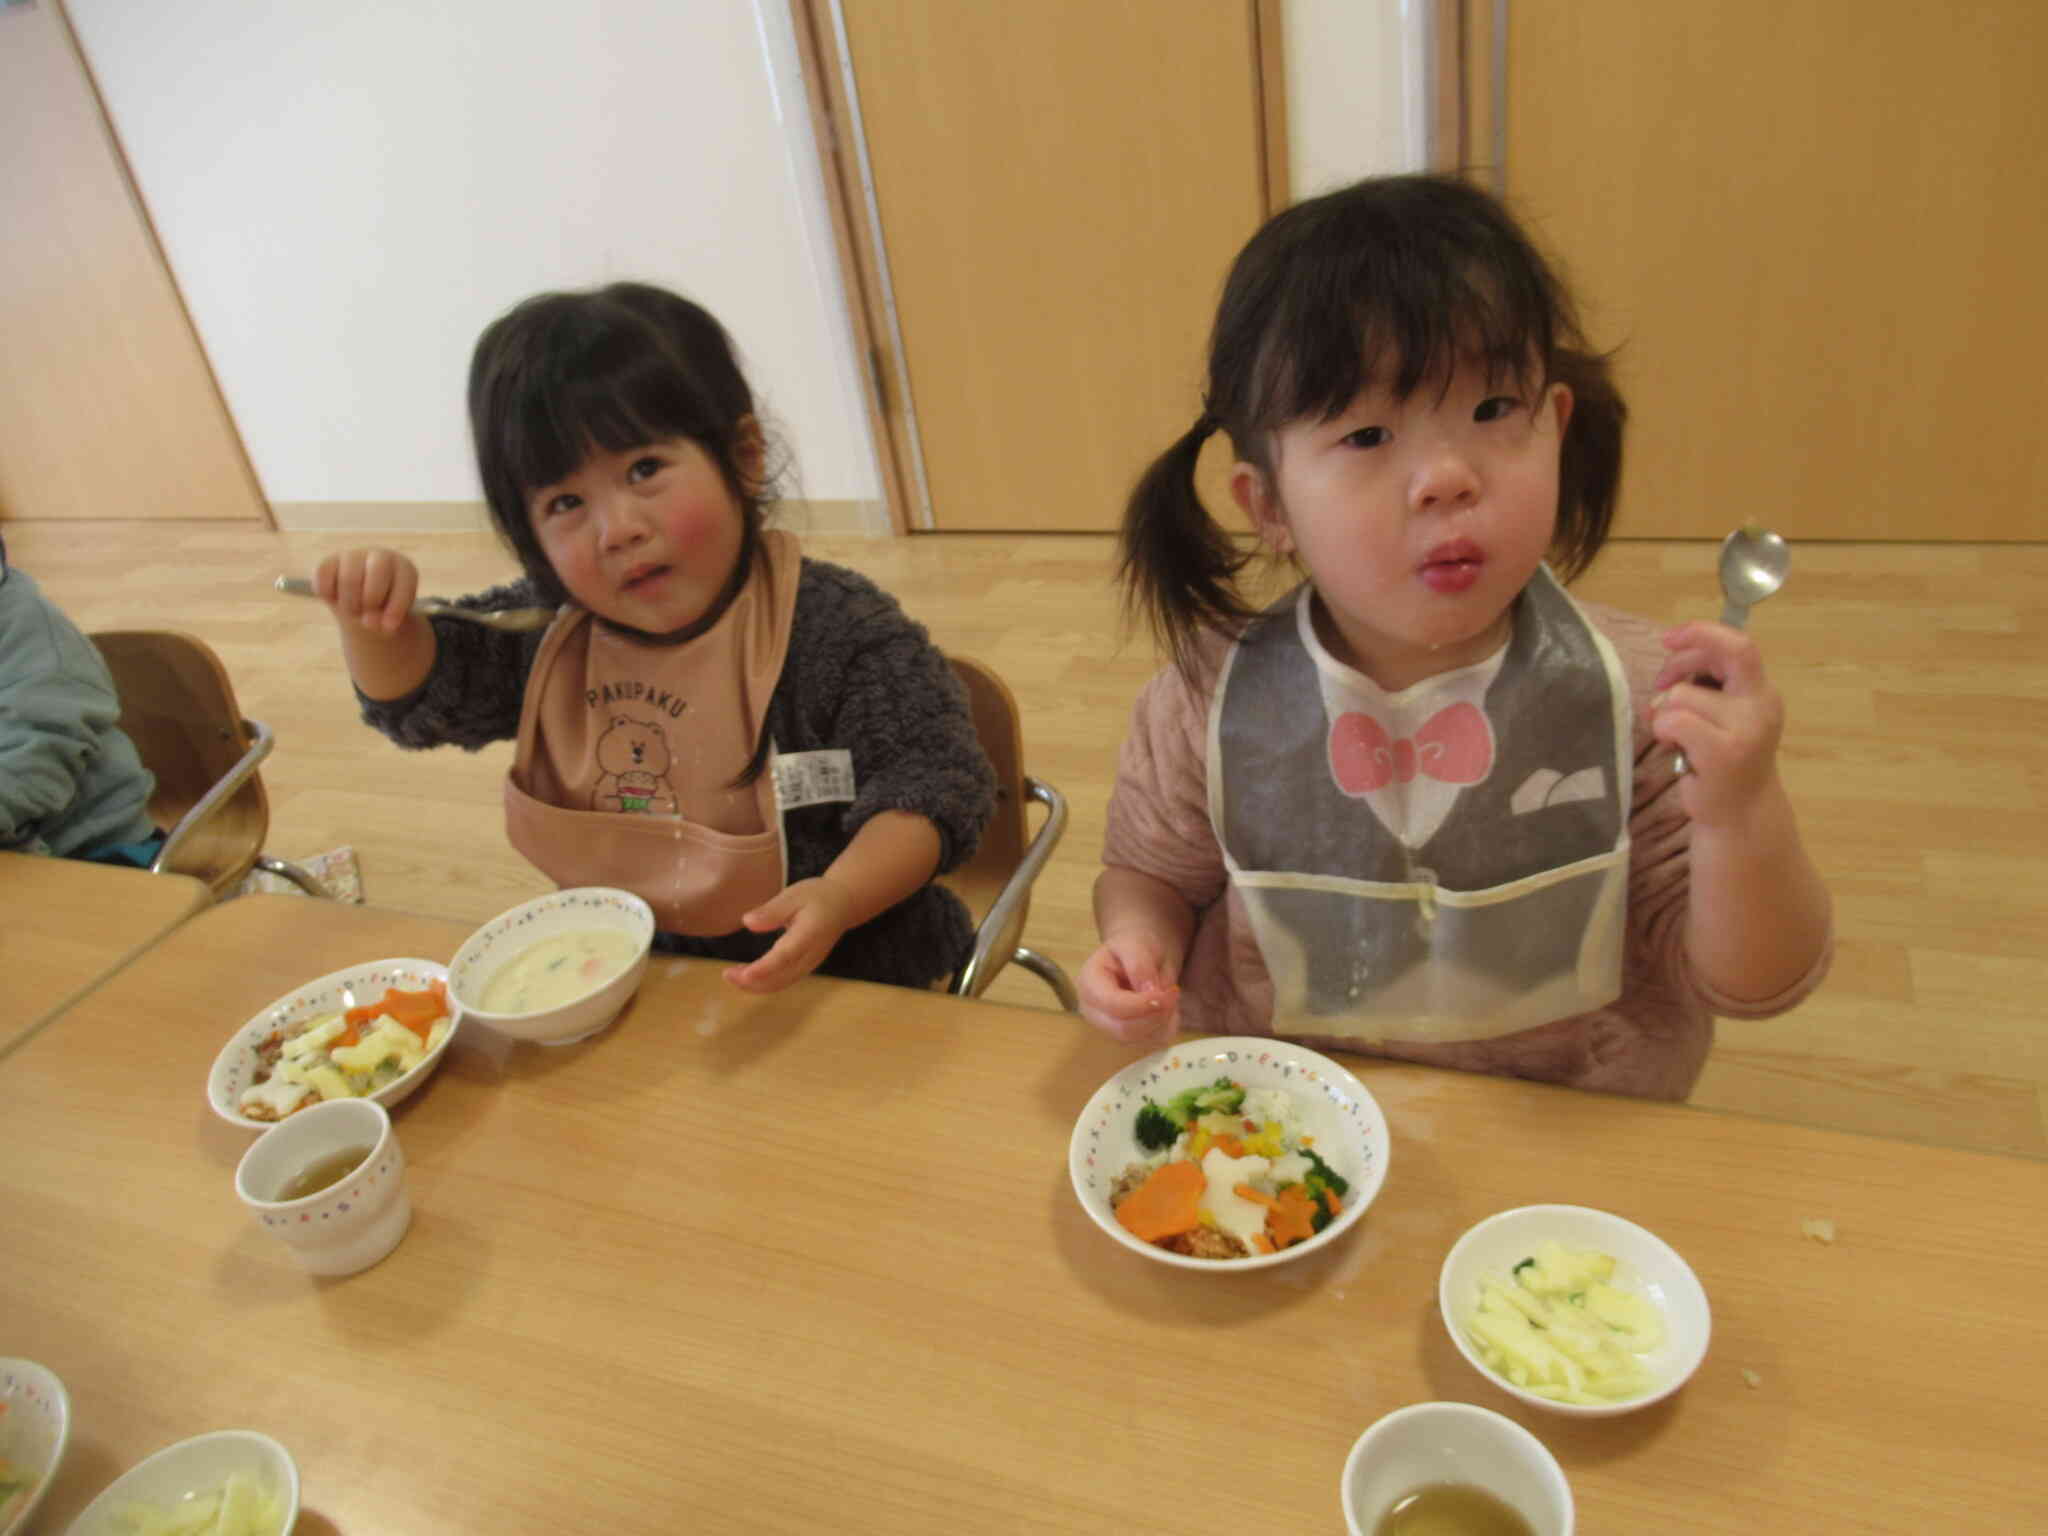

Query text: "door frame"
[786, 1, 1290, 535]
[1422, 0, 1506, 191]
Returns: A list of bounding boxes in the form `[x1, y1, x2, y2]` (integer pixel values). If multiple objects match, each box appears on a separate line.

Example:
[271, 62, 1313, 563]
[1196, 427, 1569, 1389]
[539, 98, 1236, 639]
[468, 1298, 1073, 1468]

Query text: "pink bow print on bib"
[1328, 701, 1494, 796]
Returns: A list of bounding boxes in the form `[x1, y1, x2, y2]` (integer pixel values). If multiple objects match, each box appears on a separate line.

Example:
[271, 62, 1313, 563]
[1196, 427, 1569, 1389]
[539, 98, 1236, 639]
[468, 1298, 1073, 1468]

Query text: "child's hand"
[315, 547, 421, 636]
[723, 877, 858, 994]
[1078, 938, 1183, 1050]
[1650, 621, 1788, 826]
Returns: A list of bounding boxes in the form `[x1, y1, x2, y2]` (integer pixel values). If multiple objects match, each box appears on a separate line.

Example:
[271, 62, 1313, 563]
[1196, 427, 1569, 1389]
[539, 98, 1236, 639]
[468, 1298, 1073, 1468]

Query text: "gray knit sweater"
[358, 557, 995, 988]
[1, 568, 158, 859]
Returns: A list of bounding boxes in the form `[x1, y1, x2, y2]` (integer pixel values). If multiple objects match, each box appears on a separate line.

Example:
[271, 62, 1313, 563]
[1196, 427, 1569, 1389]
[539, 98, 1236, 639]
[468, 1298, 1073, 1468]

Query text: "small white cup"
[1342, 1401, 1573, 1535]
[234, 1098, 410, 1276]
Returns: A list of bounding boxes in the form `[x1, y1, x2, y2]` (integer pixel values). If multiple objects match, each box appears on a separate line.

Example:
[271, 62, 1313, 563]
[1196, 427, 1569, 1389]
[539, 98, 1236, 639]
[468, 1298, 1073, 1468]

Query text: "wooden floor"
[10, 521, 2045, 1159]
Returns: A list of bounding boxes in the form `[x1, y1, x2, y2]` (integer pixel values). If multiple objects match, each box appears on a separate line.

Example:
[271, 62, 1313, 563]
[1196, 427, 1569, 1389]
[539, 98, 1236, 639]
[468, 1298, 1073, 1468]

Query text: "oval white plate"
[1, 1358, 69, 1536]
[1068, 1036, 1391, 1271]
[207, 958, 456, 1130]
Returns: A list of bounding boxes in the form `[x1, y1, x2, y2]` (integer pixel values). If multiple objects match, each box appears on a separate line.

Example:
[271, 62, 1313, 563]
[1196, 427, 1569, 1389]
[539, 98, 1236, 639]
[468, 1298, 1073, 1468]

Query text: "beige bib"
[504, 530, 801, 935]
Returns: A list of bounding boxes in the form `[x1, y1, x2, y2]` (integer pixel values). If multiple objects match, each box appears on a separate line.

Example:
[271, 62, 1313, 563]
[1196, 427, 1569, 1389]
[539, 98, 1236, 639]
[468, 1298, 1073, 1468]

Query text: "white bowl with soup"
[449, 888, 655, 1045]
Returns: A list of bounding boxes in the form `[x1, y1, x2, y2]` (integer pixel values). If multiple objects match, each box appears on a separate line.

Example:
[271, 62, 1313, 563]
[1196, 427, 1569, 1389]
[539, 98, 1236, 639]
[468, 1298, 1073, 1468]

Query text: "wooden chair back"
[92, 629, 268, 898]
[938, 655, 1029, 949]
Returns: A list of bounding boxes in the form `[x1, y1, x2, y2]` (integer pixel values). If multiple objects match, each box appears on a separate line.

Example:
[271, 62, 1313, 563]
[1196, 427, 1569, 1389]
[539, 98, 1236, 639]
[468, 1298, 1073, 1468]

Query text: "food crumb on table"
[1800, 1216, 1837, 1244]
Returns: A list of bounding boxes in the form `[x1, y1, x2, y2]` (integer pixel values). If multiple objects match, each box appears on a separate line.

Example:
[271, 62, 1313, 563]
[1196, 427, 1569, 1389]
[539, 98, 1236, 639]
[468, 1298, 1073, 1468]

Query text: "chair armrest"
[952, 776, 1068, 998]
[151, 716, 274, 875]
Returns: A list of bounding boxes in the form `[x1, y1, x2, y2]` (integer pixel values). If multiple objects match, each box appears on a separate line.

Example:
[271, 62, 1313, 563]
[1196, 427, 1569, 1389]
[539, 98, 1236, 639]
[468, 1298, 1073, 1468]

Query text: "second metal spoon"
[1672, 525, 1790, 776]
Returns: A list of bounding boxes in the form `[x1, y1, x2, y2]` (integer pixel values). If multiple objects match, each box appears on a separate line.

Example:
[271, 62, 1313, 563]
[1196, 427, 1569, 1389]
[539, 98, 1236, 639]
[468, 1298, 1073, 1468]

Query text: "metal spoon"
[1672, 525, 1790, 776]
[1715, 523, 1791, 628]
[273, 575, 557, 633]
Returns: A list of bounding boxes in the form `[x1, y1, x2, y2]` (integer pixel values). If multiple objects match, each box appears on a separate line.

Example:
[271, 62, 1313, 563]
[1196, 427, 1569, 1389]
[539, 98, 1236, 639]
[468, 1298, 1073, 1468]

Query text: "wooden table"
[3, 897, 2043, 1533]
[0, 849, 209, 1055]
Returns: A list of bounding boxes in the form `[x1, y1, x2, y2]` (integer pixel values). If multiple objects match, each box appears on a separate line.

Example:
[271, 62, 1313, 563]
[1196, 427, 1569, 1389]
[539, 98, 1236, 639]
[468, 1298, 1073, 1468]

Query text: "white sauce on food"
[1197, 1148, 1274, 1248]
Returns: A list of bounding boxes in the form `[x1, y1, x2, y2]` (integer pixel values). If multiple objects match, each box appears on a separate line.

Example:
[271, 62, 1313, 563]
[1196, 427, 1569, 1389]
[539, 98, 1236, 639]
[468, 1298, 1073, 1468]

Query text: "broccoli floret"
[1192, 1078, 1246, 1115]
[1133, 1101, 1181, 1152]
[1301, 1146, 1349, 1198]
[1149, 1078, 1246, 1145]
[1297, 1147, 1350, 1231]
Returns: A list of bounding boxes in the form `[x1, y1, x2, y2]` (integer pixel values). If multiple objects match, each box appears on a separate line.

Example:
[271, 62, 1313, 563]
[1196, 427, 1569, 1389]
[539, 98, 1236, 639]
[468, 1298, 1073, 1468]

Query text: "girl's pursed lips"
[1422, 538, 1483, 567]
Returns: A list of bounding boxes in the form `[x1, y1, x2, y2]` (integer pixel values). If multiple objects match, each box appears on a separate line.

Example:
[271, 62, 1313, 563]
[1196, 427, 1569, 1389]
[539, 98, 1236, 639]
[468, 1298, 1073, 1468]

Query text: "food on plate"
[0, 1420, 31, 1526]
[1462, 1240, 1665, 1403]
[238, 981, 452, 1121]
[479, 928, 641, 1013]
[1109, 1076, 1348, 1259]
[108, 1470, 286, 1536]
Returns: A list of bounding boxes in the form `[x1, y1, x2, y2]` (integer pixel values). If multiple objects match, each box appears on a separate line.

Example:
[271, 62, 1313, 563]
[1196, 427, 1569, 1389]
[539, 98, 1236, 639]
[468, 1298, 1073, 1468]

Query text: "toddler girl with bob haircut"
[1082, 175, 1831, 1097]
[317, 282, 993, 993]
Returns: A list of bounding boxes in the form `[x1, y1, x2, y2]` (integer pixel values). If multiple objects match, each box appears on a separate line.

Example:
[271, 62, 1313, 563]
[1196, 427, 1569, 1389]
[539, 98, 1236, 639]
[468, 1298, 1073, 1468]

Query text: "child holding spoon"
[314, 282, 993, 993]
[1081, 175, 1832, 1096]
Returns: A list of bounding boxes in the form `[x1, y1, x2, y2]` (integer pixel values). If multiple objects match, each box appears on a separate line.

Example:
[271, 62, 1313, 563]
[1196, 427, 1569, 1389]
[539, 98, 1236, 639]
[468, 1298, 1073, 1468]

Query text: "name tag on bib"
[773, 749, 857, 811]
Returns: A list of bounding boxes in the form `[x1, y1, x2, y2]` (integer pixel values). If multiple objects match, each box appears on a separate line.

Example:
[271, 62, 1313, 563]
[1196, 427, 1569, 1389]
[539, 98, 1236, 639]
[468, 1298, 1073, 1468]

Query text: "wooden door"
[802, 2, 1281, 533]
[0, 1, 267, 524]
[1472, 2, 2048, 541]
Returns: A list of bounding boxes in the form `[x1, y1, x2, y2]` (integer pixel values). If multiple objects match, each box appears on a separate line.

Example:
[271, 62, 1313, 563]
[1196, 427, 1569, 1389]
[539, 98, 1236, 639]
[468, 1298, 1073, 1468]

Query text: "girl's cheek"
[670, 495, 744, 555]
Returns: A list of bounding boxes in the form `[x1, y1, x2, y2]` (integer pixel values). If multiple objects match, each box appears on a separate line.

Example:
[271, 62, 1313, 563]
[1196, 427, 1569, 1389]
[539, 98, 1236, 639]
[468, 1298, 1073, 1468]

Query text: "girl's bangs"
[503, 333, 715, 496]
[1260, 252, 1556, 430]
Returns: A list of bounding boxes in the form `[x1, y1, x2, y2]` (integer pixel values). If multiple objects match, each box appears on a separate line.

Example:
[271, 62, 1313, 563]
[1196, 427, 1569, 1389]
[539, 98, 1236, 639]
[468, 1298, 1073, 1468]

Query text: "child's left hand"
[1650, 621, 1787, 825]
[723, 877, 859, 993]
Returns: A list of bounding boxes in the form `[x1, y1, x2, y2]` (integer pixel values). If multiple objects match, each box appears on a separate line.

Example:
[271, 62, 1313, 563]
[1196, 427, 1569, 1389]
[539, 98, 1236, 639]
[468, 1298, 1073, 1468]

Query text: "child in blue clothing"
[313, 283, 994, 993]
[0, 531, 161, 865]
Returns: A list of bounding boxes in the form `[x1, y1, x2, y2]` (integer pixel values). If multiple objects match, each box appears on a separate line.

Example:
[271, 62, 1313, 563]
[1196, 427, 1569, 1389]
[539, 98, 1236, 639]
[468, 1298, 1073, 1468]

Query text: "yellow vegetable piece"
[330, 1017, 425, 1075]
[1467, 1241, 1663, 1400]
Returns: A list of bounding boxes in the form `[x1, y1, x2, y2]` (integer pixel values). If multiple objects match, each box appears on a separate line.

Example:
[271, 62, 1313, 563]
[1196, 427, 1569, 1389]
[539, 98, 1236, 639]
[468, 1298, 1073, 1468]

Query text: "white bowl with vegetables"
[66, 1429, 297, 1536]
[1069, 1037, 1390, 1271]
[1438, 1204, 1711, 1417]
[1, 1357, 69, 1536]
[207, 959, 457, 1131]
[447, 887, 654, 1046]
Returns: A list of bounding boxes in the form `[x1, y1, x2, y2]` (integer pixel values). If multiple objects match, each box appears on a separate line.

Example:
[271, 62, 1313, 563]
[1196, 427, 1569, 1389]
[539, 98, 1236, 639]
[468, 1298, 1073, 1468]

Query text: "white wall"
[67, 0, 877, 508]
[1285, 0, 1426, 196]
[67, 2, 1417, 514]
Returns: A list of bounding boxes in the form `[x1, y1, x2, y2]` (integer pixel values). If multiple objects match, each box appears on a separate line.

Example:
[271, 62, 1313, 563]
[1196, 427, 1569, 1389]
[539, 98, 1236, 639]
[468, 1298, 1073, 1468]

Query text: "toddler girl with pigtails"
[1081, 175, 1831, 1098]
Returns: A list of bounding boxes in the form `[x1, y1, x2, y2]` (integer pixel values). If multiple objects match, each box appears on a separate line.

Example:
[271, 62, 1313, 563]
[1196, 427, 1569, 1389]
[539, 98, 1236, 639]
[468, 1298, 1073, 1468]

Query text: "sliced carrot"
[1233, 1183, 1281, 1210]
[1211, 1134, 1246, 1159]
[1322, 1187, 1343, 1218]
[331, 1019, 363, 1050]
[345, 984, 448, 1042]
[1113, 1160, 1205, 1243]
[1250, 1233, 1276, 1255]
[1266, 1184, 1320, 1249]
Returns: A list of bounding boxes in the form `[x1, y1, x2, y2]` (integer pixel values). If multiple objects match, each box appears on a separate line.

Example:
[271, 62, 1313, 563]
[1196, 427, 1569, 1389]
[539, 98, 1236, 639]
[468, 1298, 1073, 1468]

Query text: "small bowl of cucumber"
[1438, 1204, 1711, 1417]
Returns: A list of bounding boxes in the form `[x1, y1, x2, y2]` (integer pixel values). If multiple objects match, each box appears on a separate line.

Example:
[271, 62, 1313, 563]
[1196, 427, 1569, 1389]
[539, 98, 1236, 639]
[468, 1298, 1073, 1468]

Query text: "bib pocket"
[505, 774, 787, 937]
[1233, 845, 1628, 1044]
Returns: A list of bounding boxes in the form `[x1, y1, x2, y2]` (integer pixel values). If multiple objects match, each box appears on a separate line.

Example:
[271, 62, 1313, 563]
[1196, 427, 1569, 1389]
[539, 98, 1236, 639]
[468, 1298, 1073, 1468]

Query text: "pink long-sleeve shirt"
[1102, 598, 1830, 1099]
